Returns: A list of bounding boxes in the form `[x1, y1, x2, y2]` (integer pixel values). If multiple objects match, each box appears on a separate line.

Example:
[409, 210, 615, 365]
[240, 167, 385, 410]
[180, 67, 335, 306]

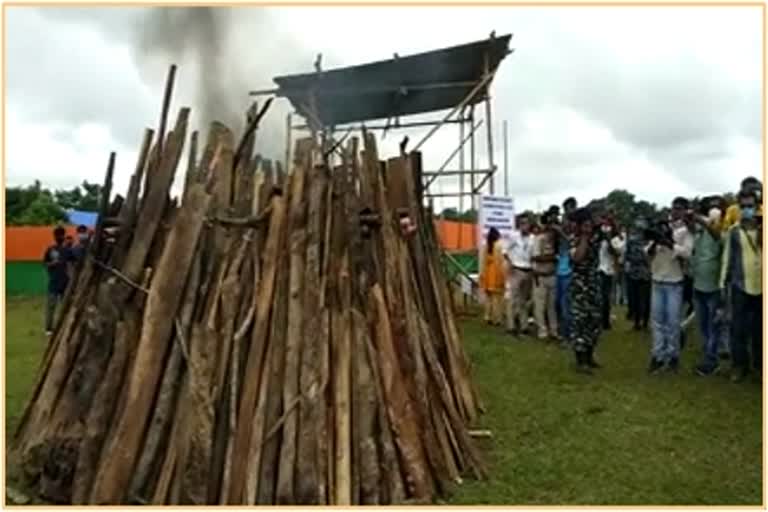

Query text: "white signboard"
[477, 195, 516, 249]
[476, 195, 516, 288]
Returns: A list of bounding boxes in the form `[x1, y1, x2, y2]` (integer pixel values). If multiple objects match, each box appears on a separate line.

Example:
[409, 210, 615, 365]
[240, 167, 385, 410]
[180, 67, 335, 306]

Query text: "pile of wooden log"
[10, 66, 485, 505]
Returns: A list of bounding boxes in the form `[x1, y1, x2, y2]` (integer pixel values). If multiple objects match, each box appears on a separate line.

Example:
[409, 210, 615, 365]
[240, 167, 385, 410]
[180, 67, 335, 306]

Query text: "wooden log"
[295, 162, 328, 505]
[88, 177, 210, 503]
[416, 316, 486, 479]
[115, 128, 154, 265]
[363, 324, 406, 504]
[368, 284, 434, 501]
[12, 260, 99, 457]
[174, 324, 217, 504]
[91, 152, 115, 258]
[226, 194, 287, 503]
[243, 320, 275, 504]
[127, 237, 204, 502]
[147, 245, 202, 505]
[395, 240, 452, 496]
[332, 259, 352, 506]
[215, 235, 255, 503]
[121, 107, 189, 285]
[256, 238, 289, 504]
[34, 278, 123, 503]
[156, 64, 177, 156]
[70, 316, 133, 504]
[275, 141, 311, 504]
[182, 130, 199, 204]
[419, 152, 481, 420]
[351, 309, 380, 505]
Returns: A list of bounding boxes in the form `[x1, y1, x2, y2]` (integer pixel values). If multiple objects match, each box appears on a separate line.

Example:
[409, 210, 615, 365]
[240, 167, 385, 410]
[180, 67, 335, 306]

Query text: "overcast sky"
[5, 5, 763, 213]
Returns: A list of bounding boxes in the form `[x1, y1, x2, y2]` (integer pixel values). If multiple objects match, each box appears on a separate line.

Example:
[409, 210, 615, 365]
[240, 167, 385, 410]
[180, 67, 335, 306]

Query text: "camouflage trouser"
[569, 271, 601, 353]
[570, 306, 601, 353]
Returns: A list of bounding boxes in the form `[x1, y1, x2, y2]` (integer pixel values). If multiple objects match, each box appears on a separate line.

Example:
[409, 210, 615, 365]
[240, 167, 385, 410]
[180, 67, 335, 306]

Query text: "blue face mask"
[741, 206, 756, 220]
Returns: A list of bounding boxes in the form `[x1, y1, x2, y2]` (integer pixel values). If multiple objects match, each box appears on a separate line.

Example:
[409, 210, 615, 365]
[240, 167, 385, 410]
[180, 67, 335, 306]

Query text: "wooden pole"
[503, 120, 509, 197]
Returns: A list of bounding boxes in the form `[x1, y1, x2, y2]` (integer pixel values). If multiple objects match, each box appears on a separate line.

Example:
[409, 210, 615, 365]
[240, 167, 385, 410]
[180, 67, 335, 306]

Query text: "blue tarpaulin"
[66, 209, 98, 228]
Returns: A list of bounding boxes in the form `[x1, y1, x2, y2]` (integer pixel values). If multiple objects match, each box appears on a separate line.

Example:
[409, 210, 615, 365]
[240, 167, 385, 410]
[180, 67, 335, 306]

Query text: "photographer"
[597, 215, 625, 330]
[532, 209, 559, 341]
[646, 197, 694, 374]
[690, 196, 725, 376]
[626, 218, 652, 330]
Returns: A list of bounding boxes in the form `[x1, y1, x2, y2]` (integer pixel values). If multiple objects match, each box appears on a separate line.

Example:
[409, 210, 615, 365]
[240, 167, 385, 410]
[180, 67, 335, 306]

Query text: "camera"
[644, 220, 673, 246]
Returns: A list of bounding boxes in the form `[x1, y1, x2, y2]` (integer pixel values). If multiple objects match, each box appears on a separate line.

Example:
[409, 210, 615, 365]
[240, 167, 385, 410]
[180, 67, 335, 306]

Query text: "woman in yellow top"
[480, 227, 506, 326]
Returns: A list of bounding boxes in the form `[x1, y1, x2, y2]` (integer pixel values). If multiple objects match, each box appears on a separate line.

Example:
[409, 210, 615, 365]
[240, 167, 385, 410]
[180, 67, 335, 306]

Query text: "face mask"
[78, 233, 89, 242]
[741, 206, 756, 220]
[601, 225, 611, 234]
[708, 208, 721, 223]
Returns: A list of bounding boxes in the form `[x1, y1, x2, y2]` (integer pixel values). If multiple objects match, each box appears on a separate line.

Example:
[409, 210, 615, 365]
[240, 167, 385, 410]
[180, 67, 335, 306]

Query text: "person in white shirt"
[597, 217, 626, 330]
[503, 214, 535, 337]
[646, 197, 695, 374]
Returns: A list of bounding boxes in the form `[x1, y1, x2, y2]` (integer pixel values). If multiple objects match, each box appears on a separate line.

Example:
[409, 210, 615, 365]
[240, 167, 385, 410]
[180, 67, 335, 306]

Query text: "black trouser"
[683, 276, 694, 317]
[628, 278, 650, 328]
[599, 272, 613, 329]
[626, 278, 637, 320]
[731, 288, 763, 373]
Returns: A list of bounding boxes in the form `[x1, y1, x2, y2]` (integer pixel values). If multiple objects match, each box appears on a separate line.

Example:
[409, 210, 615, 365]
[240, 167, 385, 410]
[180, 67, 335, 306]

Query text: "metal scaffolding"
[250, 33, 514, 214]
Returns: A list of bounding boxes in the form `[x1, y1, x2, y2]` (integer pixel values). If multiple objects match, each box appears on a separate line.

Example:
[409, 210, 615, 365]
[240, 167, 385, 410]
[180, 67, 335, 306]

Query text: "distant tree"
[459, 209, 478, 223]
[633, 199, 659, 221]
[54, 181, 101, 211]
[440, 207, 460, 221]
[6, 181, 67, 226]
[604, 189, 636, 227]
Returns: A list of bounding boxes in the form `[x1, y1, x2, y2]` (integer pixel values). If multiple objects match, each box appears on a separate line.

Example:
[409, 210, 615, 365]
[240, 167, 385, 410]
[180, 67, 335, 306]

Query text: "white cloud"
[5, 5, 762, 216]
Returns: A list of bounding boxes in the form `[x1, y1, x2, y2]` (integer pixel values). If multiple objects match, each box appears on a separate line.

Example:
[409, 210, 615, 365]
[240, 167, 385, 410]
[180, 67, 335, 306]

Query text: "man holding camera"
[597, 215, 625, 331]
[532, 209, 559, 341]
[690, 196, 725, 376]
[646, 197, 695, 374]
[720, 188, 762, 383]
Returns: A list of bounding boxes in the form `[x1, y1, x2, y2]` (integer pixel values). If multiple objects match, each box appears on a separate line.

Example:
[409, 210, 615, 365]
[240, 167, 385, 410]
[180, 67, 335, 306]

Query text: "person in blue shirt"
[42, 226, 73, 336]
[553, 206, 573, 346]
[71, 224, 91, 263]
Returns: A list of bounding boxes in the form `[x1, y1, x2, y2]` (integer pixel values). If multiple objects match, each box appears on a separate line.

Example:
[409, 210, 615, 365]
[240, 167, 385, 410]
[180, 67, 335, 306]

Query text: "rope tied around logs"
[89, 256, 150, 294]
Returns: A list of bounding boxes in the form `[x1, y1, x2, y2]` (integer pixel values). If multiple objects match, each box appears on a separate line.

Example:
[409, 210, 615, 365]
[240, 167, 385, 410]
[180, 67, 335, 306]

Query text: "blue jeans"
[694, 290, 720, 370]
[556, 274, 572, 340]
[651, 281, 684, 363]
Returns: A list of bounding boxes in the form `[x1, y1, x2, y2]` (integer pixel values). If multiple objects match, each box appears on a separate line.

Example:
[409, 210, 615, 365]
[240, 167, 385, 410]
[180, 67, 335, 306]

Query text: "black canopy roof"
[272, 34, 512, 127]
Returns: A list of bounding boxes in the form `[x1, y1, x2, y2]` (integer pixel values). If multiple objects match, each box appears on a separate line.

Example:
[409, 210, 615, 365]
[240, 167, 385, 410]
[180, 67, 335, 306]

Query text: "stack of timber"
[10, 65, 485, 505]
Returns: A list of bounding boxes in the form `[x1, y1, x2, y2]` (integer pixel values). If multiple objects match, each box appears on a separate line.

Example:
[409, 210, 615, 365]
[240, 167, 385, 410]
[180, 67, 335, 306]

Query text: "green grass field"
[5, 296, 763, 505]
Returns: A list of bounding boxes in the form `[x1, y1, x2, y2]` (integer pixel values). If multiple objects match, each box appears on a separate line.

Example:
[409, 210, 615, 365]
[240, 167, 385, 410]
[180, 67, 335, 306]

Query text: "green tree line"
[6, 181, 102, 226]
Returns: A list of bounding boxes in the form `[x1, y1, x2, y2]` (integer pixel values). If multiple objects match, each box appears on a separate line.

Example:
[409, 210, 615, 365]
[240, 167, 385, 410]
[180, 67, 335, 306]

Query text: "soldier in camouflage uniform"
[569, 208, 603, 374]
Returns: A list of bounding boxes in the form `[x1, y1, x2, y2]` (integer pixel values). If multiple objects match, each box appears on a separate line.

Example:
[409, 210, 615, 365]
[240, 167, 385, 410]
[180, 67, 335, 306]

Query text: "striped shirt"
[720, 223, 762, 296]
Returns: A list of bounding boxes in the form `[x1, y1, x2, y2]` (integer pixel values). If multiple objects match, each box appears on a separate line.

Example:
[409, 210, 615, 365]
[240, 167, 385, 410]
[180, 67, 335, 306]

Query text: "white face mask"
[708, 208, 721, 223]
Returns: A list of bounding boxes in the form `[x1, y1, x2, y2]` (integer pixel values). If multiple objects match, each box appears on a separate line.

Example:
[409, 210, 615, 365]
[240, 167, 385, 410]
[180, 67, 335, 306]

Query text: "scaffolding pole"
[503, 120, 509, 196]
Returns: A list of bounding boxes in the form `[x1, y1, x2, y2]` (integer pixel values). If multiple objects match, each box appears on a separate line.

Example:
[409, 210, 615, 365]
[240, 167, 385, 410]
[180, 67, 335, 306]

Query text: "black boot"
[648, 357, 664, 374]
[587, 347, 602, 369]
[574, 351, 593, 375]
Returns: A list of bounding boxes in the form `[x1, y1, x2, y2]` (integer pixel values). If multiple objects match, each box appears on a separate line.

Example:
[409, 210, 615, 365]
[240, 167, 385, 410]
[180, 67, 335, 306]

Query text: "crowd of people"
[42, 224, 91, 336]
[479, 177, 763, 381]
